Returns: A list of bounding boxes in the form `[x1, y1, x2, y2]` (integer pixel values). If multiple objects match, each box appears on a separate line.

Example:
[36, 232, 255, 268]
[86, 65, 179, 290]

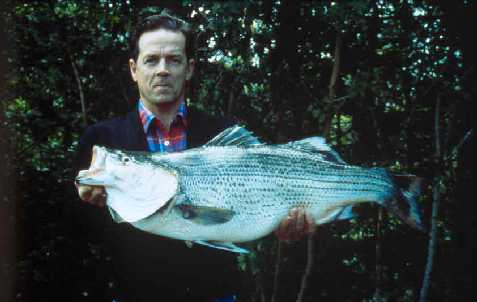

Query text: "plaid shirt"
[138, 100, 187, 153]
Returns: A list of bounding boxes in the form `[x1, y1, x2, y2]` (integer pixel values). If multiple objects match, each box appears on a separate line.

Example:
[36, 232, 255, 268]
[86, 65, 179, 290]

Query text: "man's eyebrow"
[142, 54, 158, 60]
[167, 50, 185, 56]
[143, 50, 184, 56]
[142, 54, 184, 61]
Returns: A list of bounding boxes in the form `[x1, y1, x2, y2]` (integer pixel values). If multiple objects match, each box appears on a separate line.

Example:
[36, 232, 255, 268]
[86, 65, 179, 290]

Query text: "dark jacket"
[73, 107, 240, 302]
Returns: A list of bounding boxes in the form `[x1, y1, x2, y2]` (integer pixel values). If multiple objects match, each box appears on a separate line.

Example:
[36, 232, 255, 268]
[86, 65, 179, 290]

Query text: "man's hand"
[275, 208, 316, 242]
[76, 184, 107, 207]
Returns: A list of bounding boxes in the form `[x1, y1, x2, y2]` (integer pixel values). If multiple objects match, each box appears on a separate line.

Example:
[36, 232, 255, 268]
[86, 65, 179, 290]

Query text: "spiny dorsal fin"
[203, 125, 262, 147]
[287, 137, 347, 164]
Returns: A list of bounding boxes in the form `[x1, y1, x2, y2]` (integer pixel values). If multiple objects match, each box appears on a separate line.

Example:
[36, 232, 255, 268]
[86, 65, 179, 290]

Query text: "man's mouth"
[153, 83, 170, 88]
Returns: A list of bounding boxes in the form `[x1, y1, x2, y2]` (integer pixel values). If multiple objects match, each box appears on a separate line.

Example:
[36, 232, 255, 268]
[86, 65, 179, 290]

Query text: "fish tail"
[385, 174, 425, 232]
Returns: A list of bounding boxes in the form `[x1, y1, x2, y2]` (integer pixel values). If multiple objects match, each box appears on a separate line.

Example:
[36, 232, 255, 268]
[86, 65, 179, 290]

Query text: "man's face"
[129, 29, 194, 107]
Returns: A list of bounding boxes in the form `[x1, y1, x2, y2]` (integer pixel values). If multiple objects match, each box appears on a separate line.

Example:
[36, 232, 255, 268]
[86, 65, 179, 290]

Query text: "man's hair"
[129, 10, 194, 61]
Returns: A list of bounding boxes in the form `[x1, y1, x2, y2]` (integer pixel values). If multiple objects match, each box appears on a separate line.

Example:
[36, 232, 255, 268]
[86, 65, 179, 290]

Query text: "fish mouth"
[75, 169, 109, 186]
[75, 146, 110, 186]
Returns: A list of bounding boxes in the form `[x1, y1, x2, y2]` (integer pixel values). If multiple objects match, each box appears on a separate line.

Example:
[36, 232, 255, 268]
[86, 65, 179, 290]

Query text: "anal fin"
[193, 240, 250, 254]
[317, 205, 356, 224]
[333, 205, 356, 221]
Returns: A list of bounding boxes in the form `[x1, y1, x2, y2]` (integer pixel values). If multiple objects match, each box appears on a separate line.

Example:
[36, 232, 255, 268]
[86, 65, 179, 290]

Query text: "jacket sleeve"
[73, 125, 99, 174]
[70, 125, 111, 243]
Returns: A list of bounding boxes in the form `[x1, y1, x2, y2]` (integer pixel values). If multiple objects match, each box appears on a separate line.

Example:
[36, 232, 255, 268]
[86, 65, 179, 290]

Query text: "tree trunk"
[419, 96, 442, 302]
[296, 231, 316, 302]
[226, 88, 235, 119]
[419, 176, 441, 302]
[270, 0, 299, 139]
[270, 241, 284, 302]
[374, 208, 384, 301]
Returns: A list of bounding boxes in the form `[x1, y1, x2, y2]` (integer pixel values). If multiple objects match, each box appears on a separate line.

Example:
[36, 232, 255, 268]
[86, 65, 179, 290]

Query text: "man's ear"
[186, 58, 195, 81]
[129, 58, 137, 82]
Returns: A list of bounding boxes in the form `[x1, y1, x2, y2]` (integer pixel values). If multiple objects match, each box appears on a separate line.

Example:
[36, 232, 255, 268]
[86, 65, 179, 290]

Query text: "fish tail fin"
[385, 174, 425, 232]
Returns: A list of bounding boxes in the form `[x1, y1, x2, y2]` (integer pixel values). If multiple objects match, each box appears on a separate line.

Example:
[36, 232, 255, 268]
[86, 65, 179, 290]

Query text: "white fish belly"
[135, 146, 394, 242]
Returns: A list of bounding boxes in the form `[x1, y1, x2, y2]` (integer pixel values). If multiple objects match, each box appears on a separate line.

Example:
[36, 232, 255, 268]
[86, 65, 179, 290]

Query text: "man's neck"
[143, 99, 183, 131]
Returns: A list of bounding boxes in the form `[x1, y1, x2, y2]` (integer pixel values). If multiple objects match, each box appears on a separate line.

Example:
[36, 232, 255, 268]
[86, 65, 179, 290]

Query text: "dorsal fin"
[204, 125, 262, 147]
[287, 137, 347, 164]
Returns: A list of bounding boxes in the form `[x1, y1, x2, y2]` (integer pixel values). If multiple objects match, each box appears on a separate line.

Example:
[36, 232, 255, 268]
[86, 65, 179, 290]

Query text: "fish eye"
[121, 156, 131, 164]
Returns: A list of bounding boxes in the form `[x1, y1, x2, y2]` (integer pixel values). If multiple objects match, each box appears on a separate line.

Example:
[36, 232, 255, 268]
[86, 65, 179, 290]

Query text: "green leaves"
[3, 0, 473, 301]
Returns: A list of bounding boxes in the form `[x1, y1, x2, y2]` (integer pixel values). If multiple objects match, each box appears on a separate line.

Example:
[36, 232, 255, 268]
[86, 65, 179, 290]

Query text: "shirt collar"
[138, 100, 187, 133]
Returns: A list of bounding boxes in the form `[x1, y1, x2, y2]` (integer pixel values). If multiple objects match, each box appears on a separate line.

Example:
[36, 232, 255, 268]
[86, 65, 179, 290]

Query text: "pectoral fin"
[175, 204, 235, 225]
[108, 207, 126, 223]
[193, 240, 250, 254]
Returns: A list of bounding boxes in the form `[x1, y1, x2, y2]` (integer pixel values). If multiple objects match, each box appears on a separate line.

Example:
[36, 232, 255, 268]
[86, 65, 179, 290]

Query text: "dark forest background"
[0, 1, 475, 301]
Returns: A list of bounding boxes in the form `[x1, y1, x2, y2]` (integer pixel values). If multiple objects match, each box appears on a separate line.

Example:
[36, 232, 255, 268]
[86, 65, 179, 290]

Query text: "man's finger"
[90, 188, 107, 207]
[280, 208, 302, 241]
[275, 218, 289, 240]
[77, 185, 94, 201]
[276, 209, 294, 241]
[305, 213, 316, 234]
[77, 184, 106, 206]
[99, 192, 107, 207]
[295, 209, 305, 236]
[287, 208, 300, 240]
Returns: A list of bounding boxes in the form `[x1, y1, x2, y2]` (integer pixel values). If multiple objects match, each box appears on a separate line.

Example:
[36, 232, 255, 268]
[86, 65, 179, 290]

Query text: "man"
[74, 10, 314, 302]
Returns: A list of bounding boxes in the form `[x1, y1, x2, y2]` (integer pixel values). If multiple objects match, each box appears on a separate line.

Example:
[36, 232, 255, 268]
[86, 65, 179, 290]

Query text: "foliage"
[1, 0, 474, 301]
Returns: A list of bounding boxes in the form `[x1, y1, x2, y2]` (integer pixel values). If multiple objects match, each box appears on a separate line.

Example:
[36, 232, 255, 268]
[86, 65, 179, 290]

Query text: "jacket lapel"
[125, 109, 149, 151]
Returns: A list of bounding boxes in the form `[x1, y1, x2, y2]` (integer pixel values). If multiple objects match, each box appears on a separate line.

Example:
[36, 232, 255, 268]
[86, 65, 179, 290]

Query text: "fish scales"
[76, 125, 423, 253]
[148, 146, 396, 242]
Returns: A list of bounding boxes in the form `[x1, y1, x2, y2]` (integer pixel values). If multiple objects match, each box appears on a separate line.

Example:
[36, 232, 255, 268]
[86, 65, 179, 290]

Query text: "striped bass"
[76, 126, 423, 253]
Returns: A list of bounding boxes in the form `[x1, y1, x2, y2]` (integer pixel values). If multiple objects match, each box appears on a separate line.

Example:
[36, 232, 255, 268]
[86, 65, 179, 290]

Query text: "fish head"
[76, 145, 178, 222]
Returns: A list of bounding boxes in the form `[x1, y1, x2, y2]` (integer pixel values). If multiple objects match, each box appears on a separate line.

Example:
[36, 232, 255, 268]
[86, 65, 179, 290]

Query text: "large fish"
[76, 126, 423, 253]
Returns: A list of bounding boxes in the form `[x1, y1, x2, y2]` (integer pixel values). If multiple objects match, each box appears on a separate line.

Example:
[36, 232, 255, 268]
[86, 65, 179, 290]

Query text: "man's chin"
[147, 97, 180, 107]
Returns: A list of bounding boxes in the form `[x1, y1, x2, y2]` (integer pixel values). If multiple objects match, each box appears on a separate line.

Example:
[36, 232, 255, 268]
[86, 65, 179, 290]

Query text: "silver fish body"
[76, 126, 423, 253]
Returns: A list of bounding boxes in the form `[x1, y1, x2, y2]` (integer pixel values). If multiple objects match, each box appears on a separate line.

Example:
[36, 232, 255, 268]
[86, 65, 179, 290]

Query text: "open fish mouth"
[75, 169, 109, 186]
[75, 146, 109, 186]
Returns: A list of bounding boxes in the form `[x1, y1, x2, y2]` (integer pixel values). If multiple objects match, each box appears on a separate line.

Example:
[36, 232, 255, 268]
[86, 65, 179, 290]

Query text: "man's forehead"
[138, 29, 186, 56]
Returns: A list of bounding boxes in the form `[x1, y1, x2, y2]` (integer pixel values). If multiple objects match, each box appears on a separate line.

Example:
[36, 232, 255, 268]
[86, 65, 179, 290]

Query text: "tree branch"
[446, 128, 473, 161]
[328, 35, 342, 102]
[227, 87, 235, 118]
[67, 50, 88, 127]
[434, 95, 441, 158]
[322, 34, 342, 138]
[296, 231, 316, 302]
[270, 241, 284, 302]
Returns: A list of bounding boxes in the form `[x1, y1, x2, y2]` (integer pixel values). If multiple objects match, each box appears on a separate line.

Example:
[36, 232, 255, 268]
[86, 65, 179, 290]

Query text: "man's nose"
[155, 59, 170, 76]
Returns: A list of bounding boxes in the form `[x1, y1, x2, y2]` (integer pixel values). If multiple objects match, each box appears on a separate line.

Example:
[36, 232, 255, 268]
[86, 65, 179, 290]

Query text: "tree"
[2, 1, 474, 301]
